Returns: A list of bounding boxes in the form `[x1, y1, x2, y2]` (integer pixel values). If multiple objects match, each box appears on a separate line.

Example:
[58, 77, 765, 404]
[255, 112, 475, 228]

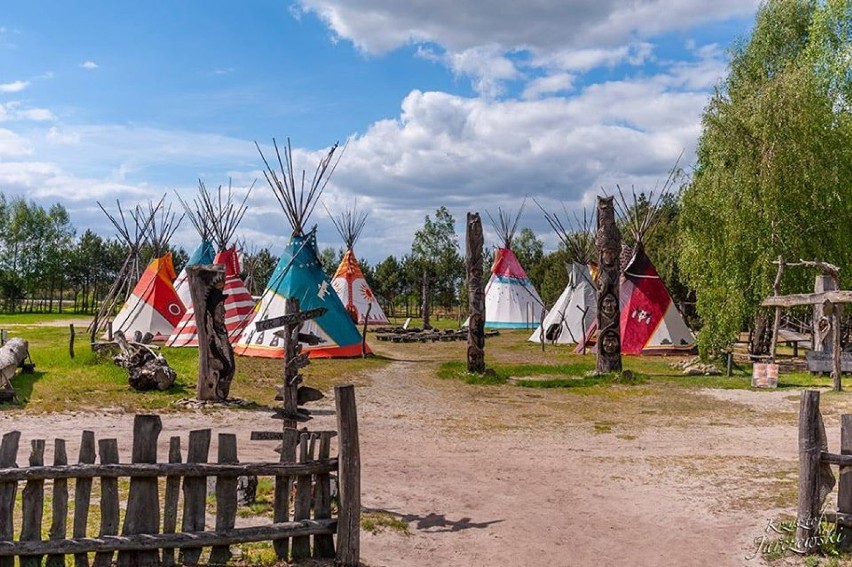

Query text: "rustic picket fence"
[796, 389, 852, 553]
[0, 384, 361, 566]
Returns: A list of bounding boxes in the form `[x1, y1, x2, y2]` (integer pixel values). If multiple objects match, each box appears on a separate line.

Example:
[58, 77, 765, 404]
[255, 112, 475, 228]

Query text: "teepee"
[173, 188, 215, 309]
[326, 202, 389, 325]
[88, 200, 156, 337]
[577, 179, 695, 355]
[480, 202, 545, 328]
[528, 205, 597, 345]
[168, 180, 255, 347]
[234, 138, 370, 359]
[111, 198, 187, 341]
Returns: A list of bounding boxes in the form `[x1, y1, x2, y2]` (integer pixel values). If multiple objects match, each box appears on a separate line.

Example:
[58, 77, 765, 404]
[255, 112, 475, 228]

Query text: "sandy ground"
[0, 353, 824, 567]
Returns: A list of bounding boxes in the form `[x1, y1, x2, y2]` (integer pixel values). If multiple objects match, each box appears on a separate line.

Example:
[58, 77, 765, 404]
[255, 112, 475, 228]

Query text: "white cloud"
[80, 61, 99, 70]
[522, 73, 574, 100]
[0, 80, 29, 93]
[0, 129, 31, 156]
[45, 127, 81, 145]
[296, 0, 759, 55]
[445, 45, 521, 97]
[0, 102, 55, 122]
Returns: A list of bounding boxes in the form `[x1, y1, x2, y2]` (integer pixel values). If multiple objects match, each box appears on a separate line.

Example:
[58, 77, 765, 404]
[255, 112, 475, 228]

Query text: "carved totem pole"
[596, 196, 622, 373]
[466, 212, 485, 373]
[187, 264, 235, 401]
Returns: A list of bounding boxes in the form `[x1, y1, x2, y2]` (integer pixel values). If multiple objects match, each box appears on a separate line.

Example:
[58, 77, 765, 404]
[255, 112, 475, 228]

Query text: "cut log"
[0, 338, 28, 398]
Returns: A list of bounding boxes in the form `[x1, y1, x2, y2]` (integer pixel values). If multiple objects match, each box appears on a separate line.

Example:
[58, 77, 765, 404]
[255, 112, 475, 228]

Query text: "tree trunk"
[595, 196, 622, 374]
[188, 265, 235, 401]
[466, 213, 485, 373]
[750, 313, 770, 356]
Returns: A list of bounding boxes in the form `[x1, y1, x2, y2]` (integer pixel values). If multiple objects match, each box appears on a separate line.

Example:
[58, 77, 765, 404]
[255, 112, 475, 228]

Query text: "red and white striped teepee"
[167, 247, 255, 346]
[167, 180, 255, 347]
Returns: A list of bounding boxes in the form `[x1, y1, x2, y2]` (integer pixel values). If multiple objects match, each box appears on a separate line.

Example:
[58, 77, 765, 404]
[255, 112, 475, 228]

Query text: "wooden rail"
[0, 383, 362, 566]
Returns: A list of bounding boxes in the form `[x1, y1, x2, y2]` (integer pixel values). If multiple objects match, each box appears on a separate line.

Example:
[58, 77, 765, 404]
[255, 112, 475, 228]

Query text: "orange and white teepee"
[111, 199, 186, 340]
[327, 203, 388, 325]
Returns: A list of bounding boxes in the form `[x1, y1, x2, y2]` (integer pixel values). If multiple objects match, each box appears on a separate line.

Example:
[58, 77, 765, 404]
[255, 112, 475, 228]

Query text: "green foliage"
[680, 0, 852, 355]
[513, 227, 544, 270]
[411, 206, 463, 310]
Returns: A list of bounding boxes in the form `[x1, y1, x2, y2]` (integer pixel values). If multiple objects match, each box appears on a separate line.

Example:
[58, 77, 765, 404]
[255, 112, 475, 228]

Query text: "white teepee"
[529, 205, 597, 345]
[479, 202, 544, 328]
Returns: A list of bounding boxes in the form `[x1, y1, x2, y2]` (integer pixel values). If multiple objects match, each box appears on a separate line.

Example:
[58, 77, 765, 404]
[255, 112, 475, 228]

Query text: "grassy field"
[0, 314, 390, 412]
[0, 312, 838, 414]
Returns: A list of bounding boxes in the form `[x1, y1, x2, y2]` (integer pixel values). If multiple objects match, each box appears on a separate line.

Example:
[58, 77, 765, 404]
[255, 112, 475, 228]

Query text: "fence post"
[118, 415, 162, 567]
[797, 390, 825, 553]
[335, 384, 361, 567]
[840, 415, 852, 548]
[0, 431, 20, 567]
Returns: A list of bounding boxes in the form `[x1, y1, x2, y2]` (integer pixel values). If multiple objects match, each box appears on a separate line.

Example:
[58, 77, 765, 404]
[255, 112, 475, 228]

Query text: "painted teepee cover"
[112, 253, 186, 340]
[528, 262, 596, 345]
[173, 239, 215, 308]
[235, 230, 370, 358]
[167, 246, 255, 347]
[332, 249, 389, 325]
[483, 247, 545, 328]
[618, 246, 694, 354]
[326, 202, 388, 325]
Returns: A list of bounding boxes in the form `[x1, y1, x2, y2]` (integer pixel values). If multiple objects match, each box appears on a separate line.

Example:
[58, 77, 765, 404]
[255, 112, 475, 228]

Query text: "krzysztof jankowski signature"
[746, 515, 842, 560]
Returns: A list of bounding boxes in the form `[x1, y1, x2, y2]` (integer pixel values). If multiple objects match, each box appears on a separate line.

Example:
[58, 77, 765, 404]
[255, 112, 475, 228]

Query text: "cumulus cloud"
[0, 80, 29, 93]
[80, 61, 98, 70]
[296, 0, 759, 54]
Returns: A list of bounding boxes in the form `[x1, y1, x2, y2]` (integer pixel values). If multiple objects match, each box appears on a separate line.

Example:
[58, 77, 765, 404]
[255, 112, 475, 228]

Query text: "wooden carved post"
[814, 275, 838, 354]
[421, 269, 431, 330]
[280, 297, 302, 430]
[188, 264, 235, 401]
[466, 212, 485, 373]
[596, 196, 622, 373]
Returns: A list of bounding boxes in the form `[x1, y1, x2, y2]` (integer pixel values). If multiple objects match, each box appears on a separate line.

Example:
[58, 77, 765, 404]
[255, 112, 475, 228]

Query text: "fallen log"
[113, 332, 176, 391]
[0, 338, 27, 401]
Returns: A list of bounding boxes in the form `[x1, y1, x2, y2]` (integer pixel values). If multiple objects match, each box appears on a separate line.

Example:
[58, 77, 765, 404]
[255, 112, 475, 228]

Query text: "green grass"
[436, 353, 838, 393]
[360, 510, 411, 535]
[0, 318, 390, 412]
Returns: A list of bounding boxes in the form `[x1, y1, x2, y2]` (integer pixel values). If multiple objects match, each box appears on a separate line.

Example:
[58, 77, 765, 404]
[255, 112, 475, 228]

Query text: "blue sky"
[0, 0, 761, 262]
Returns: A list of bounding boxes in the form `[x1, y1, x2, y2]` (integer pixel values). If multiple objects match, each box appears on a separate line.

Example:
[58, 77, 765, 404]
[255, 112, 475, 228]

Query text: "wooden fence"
[0, 383, 361, 566]
[797, 389, 852, 553]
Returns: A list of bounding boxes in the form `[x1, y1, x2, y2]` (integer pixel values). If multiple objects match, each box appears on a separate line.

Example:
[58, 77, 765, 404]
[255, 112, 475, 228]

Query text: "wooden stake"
[335, 384, 360, 567]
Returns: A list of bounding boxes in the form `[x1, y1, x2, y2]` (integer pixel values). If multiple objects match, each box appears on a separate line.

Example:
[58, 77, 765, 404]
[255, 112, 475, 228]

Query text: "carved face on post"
[601, 247, 617, 268]
[600, 330, 620, 355]
[601, 294, 618, 319]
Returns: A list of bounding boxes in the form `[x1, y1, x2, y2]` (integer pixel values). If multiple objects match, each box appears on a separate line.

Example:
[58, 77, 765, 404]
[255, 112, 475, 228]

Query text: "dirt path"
[0, 355, 810, 566]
